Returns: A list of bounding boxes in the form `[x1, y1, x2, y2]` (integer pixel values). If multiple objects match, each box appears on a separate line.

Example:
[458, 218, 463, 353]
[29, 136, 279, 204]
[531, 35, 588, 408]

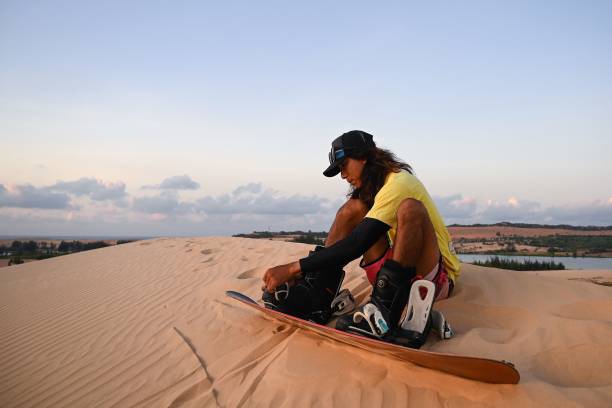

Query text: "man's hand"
[262, 261, 301, 293]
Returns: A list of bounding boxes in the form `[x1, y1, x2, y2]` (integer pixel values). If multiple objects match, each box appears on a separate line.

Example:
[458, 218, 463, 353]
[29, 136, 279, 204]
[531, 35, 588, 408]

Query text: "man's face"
[339, 157, 366, 188]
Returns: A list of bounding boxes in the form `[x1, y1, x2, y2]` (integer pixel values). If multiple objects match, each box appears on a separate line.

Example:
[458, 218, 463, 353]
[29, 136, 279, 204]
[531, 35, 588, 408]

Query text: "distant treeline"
[472, 256, 565, 271]
[233, 231, 327, 245]
[521, 236, 612, 255]
[292, 235, 326, 245]
[457, 235, 612, 257]
[1, 240, 134, 260]
[449, 222, 612, 231]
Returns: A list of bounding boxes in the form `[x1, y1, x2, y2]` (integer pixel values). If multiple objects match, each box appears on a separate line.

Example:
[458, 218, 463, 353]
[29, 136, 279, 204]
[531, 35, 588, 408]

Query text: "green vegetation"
[57, 240, 110, 252]
[0, 240, 114, 261]
[292, 234, 325, 245]
[472, 256, 565, 271]
[233, 230, 327, 245]
[456, 234, 612, 257]
[233, 231, 274, 239]
[520, 235, 612, 255]
[1, 239, 137, 267]
[8, 256, 24, 266]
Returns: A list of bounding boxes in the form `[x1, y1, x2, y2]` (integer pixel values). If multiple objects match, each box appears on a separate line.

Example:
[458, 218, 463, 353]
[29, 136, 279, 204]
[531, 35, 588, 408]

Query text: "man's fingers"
[262, 270, 272, 292]
[262, 267, 283, 293]
[267, 280, 275, 293]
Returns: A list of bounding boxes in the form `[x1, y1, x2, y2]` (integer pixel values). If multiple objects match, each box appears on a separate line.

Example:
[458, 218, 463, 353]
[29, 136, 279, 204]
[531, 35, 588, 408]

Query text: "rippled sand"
[1, 237, 611, 407]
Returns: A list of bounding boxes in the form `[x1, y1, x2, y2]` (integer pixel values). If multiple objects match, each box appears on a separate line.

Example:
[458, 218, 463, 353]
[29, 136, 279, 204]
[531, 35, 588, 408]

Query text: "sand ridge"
[1, 237, 612, 407]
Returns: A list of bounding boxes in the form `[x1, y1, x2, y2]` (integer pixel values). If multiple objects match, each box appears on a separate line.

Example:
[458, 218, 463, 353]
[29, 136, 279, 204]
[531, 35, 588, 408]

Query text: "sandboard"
[226, 290, 520, 384]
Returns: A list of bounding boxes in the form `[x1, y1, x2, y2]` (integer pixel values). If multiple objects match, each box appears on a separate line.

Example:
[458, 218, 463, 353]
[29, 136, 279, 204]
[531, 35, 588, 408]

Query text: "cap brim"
[323, 161, 341, 177]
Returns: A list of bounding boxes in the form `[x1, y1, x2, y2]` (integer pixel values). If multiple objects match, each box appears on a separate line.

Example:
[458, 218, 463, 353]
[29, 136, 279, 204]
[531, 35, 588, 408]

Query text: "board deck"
[226, 290, 520, 384]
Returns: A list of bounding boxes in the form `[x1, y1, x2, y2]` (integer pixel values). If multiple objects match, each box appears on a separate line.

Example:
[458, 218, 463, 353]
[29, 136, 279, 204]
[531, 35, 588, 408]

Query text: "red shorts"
[360, 247, 453, 300]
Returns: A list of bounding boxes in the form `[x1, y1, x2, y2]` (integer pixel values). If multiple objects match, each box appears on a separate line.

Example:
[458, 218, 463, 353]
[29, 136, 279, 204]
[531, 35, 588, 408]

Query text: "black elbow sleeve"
[299, 218, 389, 272]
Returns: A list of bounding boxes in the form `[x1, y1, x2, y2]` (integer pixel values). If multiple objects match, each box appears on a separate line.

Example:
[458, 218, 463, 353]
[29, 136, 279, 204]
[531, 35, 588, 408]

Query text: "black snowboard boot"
[336, 259, 414, 339]
[262, 246, 345, 325]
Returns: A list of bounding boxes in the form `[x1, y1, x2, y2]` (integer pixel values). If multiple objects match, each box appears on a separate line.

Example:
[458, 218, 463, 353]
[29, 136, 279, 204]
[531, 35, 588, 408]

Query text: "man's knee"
[397, 199, 428, 224]
[336, 199, 368, 221]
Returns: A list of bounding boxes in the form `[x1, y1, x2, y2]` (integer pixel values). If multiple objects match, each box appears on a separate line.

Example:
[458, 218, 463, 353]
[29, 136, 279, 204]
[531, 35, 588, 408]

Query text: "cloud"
[477, 197, 542, 224]
[142, 175, 200, 190]
[195, 183, 331, 215]
[129, 182, 336, 232]
[436, 194, 612, 226]
[2, 177, 610, 236]
[232, 182, 263, 196]
[132, 191, 194, 215]
[544, 200, 612, 226]
[0, 177, 128, 211]
[52, 178, 127, 202]
[0, 183, 72, 209]
[434, 194, 478, 220]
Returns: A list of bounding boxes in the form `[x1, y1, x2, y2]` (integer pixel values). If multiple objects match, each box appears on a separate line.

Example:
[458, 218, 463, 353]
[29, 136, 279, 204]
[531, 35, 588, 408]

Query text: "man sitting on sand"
[262, 130, 460, 345]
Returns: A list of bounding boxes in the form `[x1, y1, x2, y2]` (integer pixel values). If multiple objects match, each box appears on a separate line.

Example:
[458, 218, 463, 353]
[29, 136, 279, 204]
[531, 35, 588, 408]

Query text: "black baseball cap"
[323, 130, 376, 177]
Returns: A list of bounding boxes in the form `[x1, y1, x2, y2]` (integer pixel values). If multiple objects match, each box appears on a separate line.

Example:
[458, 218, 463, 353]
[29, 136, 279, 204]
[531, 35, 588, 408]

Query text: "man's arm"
[299, 217, 390, 272]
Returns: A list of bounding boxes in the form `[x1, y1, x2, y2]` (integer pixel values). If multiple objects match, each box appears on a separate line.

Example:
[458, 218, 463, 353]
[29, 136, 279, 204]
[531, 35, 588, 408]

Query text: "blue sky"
[1, 1, 611, 236]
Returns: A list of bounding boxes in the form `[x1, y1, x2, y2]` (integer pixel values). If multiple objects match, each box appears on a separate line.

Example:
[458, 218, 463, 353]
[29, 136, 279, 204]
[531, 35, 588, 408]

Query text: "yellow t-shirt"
[365, 170, 461, 283]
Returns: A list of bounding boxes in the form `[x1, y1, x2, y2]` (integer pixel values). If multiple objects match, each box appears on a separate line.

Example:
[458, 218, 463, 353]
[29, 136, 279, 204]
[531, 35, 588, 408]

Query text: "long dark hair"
[349, 147, 413, 208]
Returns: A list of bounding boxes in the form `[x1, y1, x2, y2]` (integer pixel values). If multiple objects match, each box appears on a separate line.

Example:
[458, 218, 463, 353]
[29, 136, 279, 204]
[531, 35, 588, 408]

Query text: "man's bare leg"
[325, 199, 388, 263]
[391, 198, 440, 277]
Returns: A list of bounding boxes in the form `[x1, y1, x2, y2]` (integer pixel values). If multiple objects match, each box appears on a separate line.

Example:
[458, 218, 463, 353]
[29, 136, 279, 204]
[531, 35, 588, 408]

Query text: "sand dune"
[1, 237, 611, 407]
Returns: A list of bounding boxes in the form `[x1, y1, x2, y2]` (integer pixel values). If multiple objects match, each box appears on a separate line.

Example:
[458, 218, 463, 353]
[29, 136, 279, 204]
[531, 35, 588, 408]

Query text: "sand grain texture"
[1, 237, 612, 407]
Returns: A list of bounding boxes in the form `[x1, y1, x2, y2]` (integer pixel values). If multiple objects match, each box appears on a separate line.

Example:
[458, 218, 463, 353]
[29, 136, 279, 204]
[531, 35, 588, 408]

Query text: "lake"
[458, 254, 612, 270]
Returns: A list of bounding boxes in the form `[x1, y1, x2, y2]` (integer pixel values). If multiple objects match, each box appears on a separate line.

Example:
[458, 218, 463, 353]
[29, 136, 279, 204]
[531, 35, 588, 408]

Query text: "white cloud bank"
[52, 178, 128, 204]
[434, 195, 612, 226]
[0, 176, 610, 236]
[0, 183, 72, 210]
[141, 175, 200, 191]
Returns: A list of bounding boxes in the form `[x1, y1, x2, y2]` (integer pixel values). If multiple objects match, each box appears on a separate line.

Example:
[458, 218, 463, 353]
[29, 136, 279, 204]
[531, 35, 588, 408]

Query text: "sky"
[1, 0, 611, 236]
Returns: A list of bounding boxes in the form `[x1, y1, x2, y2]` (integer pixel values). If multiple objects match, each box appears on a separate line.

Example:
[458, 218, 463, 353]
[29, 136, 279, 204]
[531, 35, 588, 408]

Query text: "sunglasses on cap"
[328, 147, 351, 165]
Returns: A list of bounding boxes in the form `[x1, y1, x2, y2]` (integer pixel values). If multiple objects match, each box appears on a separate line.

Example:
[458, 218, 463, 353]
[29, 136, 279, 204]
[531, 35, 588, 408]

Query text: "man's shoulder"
[386, 170, 421, 190]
